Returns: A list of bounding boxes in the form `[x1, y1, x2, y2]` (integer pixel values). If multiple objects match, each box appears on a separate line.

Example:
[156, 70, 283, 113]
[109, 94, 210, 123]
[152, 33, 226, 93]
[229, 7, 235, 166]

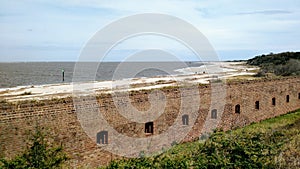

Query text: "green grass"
[232, 110, 300, 135]
[103, 110, 300, 169]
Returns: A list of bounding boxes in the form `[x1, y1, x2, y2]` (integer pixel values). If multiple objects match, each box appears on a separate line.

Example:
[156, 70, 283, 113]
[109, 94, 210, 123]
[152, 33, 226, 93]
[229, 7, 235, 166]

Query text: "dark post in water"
[62, 69, 65, 82]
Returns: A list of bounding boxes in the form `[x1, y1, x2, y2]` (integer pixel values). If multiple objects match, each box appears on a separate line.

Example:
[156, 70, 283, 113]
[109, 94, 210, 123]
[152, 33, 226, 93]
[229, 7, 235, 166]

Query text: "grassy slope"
[103, 110, 300, 169]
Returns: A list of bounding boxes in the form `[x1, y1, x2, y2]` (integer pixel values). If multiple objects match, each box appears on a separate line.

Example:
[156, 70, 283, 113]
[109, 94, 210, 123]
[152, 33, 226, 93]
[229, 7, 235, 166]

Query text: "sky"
[0, 0, 299, 62]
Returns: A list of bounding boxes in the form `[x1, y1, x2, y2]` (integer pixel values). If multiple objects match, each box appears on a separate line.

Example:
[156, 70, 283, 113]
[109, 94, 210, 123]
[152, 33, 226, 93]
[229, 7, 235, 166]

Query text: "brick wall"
[0, 77, 300, 167]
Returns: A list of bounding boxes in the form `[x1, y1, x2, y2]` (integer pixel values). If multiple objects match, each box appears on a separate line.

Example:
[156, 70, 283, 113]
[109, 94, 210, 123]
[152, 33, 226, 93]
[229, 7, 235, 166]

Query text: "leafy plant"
[0, 125, 68, 169]
[247, 52, 300, 76]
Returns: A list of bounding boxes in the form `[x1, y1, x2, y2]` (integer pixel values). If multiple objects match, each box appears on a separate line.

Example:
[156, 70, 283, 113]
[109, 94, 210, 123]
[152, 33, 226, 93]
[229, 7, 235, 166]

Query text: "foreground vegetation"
[247, 52, 300, 76]
[104, 110, 300, 169]
[0, 126, 68, 169]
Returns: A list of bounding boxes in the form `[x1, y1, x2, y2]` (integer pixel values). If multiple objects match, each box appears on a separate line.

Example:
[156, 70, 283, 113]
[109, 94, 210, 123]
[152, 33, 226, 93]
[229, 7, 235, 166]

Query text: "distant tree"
[248, 52, 300, 76]
[274, 59, 300, 76]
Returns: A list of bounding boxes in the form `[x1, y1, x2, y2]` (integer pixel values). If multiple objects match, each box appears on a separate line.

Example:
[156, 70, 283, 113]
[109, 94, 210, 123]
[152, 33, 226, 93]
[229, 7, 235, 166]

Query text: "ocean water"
[0, 62, 203, 88]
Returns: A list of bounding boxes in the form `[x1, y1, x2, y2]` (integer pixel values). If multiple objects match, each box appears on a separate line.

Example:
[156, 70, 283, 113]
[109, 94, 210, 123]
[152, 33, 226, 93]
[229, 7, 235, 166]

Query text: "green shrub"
[247, 52, 300, 76]
[0, 125, 68, 169]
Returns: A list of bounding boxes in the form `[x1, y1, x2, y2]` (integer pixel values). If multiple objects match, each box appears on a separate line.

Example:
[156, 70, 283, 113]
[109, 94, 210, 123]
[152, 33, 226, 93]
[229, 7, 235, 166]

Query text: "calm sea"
[0, 62, 202, 88]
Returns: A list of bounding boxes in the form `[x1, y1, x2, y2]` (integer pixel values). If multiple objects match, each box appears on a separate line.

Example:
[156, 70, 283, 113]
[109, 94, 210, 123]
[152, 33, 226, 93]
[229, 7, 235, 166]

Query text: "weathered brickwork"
[0, 77, 300, 167]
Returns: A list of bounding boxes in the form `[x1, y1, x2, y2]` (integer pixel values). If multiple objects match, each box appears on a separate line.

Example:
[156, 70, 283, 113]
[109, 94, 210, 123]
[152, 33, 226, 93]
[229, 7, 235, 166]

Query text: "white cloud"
[0, 0, 299, 61]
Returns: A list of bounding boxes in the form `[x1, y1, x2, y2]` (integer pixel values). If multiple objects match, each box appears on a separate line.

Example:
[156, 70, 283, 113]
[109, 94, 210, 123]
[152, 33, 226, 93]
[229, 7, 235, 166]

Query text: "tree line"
[247, 52, 300, 76]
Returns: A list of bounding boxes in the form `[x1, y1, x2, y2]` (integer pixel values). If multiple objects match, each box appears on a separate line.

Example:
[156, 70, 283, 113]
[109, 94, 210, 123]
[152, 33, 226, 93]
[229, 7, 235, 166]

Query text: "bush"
[0, 125, 68, 169]
[254, 70, 266, 77]
[247, 52, 300, 76]
[193, 130, 285, 168]
[274, 59, 300, 76]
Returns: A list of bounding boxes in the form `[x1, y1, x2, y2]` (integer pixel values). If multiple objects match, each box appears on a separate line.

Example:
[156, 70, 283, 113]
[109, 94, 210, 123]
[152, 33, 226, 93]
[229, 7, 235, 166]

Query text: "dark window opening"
[235, 104, 241, 114]
[96, 131, 108, 144]
[298, 93, 300, 99]
[211, 109, 217, 119]
[145, 122, 154, 134]
[272, 97, 276, 106]
[182, 114, 189, 125]
[255, 101, 260, 110]
[286, 95, 290, 103]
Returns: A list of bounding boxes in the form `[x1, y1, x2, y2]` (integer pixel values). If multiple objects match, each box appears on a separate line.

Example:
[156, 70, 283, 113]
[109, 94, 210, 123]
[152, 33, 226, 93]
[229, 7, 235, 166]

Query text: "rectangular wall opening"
[211, 109, 217, 119]
[272, 97, 276, 106]
[235, 104, 241, 114]
[96, 131, 108, 144]
[182, 114, 189, 125]
[255, 101, 260, 110]
[145, 122, 154, 134]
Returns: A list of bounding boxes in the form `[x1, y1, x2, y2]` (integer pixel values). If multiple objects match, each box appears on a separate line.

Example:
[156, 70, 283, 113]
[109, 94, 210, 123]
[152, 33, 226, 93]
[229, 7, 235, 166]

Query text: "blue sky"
[0, 0, 299, 62]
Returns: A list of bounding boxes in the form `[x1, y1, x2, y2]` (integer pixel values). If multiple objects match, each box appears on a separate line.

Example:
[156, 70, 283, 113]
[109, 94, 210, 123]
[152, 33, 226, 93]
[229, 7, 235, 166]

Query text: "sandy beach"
[0, 62, 258, 102]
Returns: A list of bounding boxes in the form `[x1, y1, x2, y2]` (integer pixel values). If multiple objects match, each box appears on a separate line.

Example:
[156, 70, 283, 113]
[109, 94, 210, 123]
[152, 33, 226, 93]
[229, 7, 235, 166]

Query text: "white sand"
[0, 62, 259, 102]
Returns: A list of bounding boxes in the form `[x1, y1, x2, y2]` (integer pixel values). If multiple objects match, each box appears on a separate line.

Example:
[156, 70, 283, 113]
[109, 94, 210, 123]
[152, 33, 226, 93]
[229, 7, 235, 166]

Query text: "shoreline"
[0, 62, 258, 102]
